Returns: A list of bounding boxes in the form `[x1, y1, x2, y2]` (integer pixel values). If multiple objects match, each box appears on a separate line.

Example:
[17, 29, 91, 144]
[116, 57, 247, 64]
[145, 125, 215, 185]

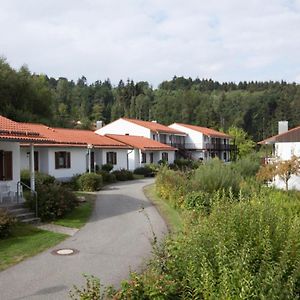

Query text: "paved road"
[0, 178, 167, 300]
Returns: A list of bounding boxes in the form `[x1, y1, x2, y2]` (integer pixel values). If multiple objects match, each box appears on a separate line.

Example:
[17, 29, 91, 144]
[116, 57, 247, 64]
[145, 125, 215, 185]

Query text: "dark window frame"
[0, 150, 13, 181]
[141, 152, 146, 163]
[55, 151, 71, 169]
[106, 152, 117, 165]
[162, 152, 169, 162]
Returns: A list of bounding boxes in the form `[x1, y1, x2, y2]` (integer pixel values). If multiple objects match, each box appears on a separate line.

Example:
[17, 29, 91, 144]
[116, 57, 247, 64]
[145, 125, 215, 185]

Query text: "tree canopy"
[1, 58, 300, 141]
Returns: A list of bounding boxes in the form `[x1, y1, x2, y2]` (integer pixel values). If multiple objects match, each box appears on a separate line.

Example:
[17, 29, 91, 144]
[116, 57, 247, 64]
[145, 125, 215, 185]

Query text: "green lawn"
[53, 195, 94, 228]
[0, 224, 67, 271]
[144, 184, 183, 233]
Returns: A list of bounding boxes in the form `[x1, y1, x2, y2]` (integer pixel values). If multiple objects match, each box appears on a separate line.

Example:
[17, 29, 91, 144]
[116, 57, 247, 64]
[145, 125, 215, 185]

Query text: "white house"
[105, 134, 176, 170]
[259, 121, 300, 190]
[96, 118, 186, 148]
[0, 116, 52, 202]
[20, 124, 131, 181]
[169, 123, 231, 161]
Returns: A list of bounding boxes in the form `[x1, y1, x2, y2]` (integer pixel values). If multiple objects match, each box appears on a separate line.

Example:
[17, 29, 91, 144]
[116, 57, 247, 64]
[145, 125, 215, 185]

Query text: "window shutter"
[55, 152, 59, 169]
[106, 152, 109, 164]
[114, 152, 117, 164]
[4, 151, 13, 180]
[67, 152, 71, 168]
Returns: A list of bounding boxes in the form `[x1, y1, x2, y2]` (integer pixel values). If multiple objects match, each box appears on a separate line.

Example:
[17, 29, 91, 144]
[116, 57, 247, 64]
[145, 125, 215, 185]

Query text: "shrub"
[97, 170, 117, 183]
[26, 183, 78, 221]
[69, 174, 81, 190]
[156, 166, 190, 208]
[231, 154, 261, 178]
[101, 163, 114, 173]
[77, 173, 103, 192]
[184, 191, 212, 213]
[112, 169, 134, 181]
[0, 209, 16, 238]
[21, 170, 55, 188]
[193, 159, 242, 195]
[174, 158, 200, 171]
[133, 166, 153, 176]
[114, 197, 300, 299]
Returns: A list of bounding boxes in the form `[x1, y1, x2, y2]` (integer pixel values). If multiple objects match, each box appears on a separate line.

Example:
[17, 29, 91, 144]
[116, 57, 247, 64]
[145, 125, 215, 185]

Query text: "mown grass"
[0, 224, 67, 271]
[144, 184, 183, 233]
[53, 194, 94, 229]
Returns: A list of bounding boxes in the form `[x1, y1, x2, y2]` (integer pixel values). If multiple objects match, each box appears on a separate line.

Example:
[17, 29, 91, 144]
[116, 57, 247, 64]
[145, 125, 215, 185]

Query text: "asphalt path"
[0, 178, 167, 300]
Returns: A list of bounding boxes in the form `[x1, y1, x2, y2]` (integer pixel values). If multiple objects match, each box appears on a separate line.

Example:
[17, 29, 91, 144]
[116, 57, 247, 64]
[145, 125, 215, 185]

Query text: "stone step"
[15, 212, 36, 221]
[8, 207, 29, 215]
[20, 217, 40, 225]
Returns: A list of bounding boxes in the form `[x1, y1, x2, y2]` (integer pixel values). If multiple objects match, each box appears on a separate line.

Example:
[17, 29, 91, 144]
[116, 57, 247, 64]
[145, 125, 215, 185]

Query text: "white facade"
[169, 123, 230, 162]
[96, 119, 151, 138]
[21, 146, 129, 181]
[96, 118, 185, 146]
[127, 149, 175, 170]
[0, 141, 20, 194]
[271, 142, 300, 190]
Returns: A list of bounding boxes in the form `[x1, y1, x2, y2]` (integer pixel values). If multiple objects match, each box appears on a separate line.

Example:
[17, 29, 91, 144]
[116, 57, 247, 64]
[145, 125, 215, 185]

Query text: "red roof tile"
[0, 115, 52, 142]
[105, 134, 176, 151]
[122, 118, 186, 135]
[170, 123, 231, 139]
[21, 123, 130, 148]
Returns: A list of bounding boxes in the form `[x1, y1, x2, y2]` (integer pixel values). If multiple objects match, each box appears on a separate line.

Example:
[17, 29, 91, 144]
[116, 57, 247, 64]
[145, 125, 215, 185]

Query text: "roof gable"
[121, 118, 185, 135]
[171, 123, 230, 139]
[259, 126, 300, 144]
[105, 134, 176, 151]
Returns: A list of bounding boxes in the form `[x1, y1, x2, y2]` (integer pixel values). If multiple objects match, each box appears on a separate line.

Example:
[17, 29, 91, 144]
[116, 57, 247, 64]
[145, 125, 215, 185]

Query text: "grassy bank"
[53, 194, 95, 229]
[0, 224, 66, 271]
[144, 184, 183, 233]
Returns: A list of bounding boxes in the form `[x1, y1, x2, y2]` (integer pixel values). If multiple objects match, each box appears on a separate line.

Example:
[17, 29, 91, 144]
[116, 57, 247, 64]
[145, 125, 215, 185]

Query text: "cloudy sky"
[1, 0, 300, 86]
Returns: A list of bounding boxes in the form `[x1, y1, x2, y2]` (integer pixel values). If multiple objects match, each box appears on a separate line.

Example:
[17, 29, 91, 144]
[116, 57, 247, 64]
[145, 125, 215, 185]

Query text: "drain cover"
[51, 248, 79, 256]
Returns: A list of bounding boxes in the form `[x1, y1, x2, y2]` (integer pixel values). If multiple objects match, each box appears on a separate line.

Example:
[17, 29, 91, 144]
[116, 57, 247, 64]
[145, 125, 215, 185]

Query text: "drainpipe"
[127, 149, 134, 170]
[29, 143, 35, 192]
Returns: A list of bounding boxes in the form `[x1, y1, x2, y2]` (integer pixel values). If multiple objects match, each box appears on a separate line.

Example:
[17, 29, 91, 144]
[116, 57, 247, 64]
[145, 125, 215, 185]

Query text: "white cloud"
[0, 0, 300, 86]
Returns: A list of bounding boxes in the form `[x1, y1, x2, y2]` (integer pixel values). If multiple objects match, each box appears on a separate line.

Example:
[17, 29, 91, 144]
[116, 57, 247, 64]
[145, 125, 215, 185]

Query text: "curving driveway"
[0, 178, 167, 300]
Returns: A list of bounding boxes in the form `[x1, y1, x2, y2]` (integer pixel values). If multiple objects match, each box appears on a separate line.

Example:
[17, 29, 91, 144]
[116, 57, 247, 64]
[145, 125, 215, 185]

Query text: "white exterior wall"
[101, 148, 128, 170]
[21, 147, 49, 174]
[0, 141, 20, 193]
[169, 123, 204, 149]
[48, 147, 87, 180]
[96, 119, 151, 138]
[127, 149, 140, 170]
[272, 142, 300, 190]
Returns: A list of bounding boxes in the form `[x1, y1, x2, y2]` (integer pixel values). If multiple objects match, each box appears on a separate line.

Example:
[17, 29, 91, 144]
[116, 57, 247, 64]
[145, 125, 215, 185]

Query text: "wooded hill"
[1, 57, 299, 141]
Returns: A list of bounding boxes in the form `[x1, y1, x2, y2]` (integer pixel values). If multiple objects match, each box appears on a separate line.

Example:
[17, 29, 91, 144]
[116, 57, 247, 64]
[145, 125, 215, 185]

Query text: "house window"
[106, 152, 117, 165]
[141, 152, 146, 163]
[150, 153, 154, 163]
[0, 151, 13, 181]
[223, 152, 227, 161]
[152, 134, 156, 140]
[55, 152, 71, 169]
[162, 152, 168, 162]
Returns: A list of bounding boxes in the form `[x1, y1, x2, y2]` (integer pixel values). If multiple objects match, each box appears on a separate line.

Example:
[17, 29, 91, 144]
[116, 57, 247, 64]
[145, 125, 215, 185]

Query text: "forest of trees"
[1, 57, 299, 142]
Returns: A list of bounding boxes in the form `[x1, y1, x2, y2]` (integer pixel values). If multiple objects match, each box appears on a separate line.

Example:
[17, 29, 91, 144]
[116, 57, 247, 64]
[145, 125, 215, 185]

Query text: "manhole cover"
[51, 248, 79, 256]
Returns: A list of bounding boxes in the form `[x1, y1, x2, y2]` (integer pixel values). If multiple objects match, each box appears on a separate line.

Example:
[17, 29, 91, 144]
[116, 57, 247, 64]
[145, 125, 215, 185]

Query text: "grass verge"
[53, 194, 95, 229]
[144, 184, 183, 233]
[0, 224, 67, 271]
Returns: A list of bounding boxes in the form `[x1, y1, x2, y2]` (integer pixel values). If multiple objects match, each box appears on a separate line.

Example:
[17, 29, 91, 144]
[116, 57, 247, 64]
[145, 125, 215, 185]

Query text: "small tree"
[257, 155, 300, 191]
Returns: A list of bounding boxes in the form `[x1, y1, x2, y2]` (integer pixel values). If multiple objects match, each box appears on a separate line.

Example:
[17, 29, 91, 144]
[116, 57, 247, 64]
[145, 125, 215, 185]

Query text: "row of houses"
[0, 115, 232, 201]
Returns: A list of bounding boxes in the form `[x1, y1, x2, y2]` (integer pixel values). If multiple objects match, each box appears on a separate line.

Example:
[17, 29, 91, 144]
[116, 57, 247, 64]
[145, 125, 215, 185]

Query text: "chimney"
[278, 121, 288, 134]
[96, 121, 103, 129]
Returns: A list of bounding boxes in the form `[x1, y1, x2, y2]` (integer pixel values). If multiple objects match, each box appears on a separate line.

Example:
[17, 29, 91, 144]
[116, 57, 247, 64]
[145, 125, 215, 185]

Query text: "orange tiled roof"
[121, 118, 186, 135]
[171, 123, 231, 139]
[0, 115, 52, 142]
[21, 123, 131, 148]
[105, 134, 176, 151]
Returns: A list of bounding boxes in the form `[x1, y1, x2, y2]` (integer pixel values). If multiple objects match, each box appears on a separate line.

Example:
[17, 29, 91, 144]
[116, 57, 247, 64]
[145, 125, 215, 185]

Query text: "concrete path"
[36, 224, 79, 236]
[0, 178, 167, 300]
